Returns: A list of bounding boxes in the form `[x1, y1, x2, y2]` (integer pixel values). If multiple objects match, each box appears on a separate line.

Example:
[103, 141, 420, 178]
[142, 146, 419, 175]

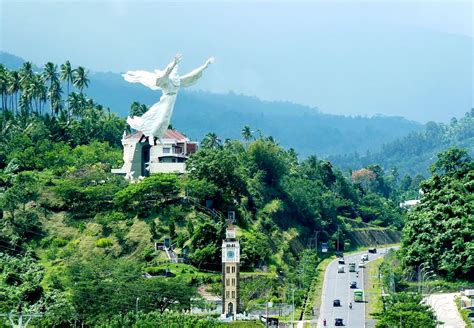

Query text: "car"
[338, 259, 345, 265]
[336, 251, 344, 258]
[350, 281, 357, 288]
[333, 299, 341, 307]
[338, 265, 345, 273]
[368, 248, 377, 254]
[358, 262, 365, 268]
[361, 254, 369, 261]
[335, 318, 344, 326]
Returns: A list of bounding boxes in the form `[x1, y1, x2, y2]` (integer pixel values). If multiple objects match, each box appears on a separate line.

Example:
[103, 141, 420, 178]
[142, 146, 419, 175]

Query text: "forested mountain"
[329, 111, 474, 176]
[0, 52, 422, 158]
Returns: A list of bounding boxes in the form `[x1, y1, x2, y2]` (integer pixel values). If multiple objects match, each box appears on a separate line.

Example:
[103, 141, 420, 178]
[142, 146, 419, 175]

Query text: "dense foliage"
[373, 292, 438, 328]
[401, 147, 474, 280]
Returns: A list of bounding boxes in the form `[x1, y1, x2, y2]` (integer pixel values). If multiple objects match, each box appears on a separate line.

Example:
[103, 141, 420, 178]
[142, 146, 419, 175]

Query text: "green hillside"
[0, 61, 408, 326]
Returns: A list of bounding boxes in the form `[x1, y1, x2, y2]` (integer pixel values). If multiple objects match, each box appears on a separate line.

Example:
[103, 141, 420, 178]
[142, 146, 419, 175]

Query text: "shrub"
[144, 266, 167, 276]
[96, 237, 113, 248]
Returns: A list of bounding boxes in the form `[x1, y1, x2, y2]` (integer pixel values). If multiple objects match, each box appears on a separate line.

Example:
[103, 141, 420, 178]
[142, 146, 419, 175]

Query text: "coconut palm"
[73, 66, 89, 92]
[201, 132, 222, 149]
[43, 62, 59, 86]
[60, 60, 73, 99]
[7, 71, 21, 112]
[0, 65, 7, 110]
[47, 80, 63, 116]
[241, 125, 253, 141]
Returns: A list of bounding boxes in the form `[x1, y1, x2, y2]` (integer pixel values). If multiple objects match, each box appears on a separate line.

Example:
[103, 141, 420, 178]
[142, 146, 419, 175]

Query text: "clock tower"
[222, 225, 240, 317]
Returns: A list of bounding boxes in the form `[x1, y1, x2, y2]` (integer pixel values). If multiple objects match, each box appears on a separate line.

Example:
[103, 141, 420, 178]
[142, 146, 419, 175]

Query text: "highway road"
[317, 248, 391, 327]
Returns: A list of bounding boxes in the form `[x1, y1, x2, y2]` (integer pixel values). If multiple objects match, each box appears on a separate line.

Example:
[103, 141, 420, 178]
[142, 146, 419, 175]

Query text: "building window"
[232, 291, 235, 298]
[232, 278, 235, 286]
[232, 266, 235, 273]
[163, 147, 170, 154]
[226, 267, 230, 274]
[226, 279, 230, 286]
[226, 291, 229, 298]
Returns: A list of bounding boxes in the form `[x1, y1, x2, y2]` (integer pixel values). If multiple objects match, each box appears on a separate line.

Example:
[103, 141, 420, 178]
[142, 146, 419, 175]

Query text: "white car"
[361, 254, 369, 262]
[338, 265, 345, 273]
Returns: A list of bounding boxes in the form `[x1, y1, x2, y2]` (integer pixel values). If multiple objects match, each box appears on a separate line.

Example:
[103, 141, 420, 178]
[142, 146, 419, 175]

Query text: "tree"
[201, 132, 221, 149]
[401, 147, 473, 279]
[73, 66, 89, 92]
[241, 125, 253, 141]
[60, 60, 74, 104]
[373, 292, 437, 328]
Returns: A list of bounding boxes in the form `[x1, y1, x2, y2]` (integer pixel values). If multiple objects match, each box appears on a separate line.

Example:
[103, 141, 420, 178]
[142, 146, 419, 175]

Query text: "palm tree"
[201, 132, 222, 149]
[7, 71, 21, 112]
[60, 60, 73, 99]
[67, 92, 80, 117]
[19, 62, 34, 112]
[241, 125, 253, 141]
[47, 80, 62, 116]
[43, 62, 59, 86]
[0, 65, 7, 110]
[73, 66, 89, 92]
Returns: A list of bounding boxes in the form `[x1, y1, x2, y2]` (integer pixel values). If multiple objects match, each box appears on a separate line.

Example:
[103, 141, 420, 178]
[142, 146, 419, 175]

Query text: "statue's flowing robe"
[123, 61, 209, 142]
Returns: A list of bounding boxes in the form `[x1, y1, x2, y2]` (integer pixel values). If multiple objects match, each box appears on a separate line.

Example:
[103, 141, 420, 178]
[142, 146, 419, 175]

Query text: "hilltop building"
[222, 225, 240, 317]
[111, 129, 198, 179]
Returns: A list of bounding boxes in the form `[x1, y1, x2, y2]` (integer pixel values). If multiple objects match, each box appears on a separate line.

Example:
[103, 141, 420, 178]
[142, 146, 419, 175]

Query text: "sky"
[1, 0, 473, 122]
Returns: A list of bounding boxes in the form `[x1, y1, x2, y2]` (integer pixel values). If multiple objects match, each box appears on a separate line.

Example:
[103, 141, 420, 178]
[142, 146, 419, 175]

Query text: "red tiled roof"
[125, 131, 145, 140]
[163, 129, 187, 141]
[125, 130, 188, 141]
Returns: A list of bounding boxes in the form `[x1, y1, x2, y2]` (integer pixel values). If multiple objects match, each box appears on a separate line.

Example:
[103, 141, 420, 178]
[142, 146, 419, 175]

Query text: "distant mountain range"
[328, 111, 474, 176]
[1, 52, 423, 158]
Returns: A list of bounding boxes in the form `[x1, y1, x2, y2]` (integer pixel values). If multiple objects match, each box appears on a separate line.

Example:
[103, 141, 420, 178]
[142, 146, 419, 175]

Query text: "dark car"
[333, 299, 341, 307]
[336, 251, 344, 257]
[350, 281, 357, 288]
[335, 318, 344, 326]
[368, 248, 377, 254]
[338, 259, 345, 265]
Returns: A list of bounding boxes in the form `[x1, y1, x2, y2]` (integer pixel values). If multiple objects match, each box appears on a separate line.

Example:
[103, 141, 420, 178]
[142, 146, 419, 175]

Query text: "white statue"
[123, 54, 214, 145]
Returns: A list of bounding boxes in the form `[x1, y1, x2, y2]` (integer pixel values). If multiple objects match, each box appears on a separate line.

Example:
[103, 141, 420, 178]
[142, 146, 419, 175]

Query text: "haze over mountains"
[2, 52, 426, 159]
[2, 1, 472, 123]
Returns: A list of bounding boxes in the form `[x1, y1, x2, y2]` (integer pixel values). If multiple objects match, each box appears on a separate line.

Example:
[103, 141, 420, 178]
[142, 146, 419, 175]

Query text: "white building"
[111, 129, 198, 179]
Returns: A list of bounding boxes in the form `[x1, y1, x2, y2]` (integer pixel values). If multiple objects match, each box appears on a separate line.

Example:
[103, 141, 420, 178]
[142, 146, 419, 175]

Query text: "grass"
[455, 296, 473, 328]
[365, 257, 384, 322]
[309, 256, 335, 318]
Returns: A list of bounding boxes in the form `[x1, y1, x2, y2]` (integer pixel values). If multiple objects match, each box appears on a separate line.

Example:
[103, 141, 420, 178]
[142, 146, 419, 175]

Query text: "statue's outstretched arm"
[180, 57, 214, 88]
[122, 70, 161, 90]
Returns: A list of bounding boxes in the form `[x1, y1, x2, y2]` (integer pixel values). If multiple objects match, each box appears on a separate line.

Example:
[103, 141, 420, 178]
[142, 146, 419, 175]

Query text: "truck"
[354, 289, 364, 302]
[349, 263, 356, 272]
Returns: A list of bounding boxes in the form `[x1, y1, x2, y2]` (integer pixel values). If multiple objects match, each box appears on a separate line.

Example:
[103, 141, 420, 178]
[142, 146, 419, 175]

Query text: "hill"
[0, 59, 406, 325]
[328, 111, 474, 176]
[1, 51, 423, 158]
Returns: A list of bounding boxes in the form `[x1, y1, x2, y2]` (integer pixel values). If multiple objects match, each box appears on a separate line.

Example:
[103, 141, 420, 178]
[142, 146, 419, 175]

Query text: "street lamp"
[292, 289, 295, 328]
[423, 273, 437, 294]
[418, 264, 430, 293]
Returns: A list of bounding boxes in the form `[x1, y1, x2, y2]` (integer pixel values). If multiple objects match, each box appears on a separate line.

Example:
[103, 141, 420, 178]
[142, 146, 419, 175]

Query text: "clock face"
[227, 250, 235, 259]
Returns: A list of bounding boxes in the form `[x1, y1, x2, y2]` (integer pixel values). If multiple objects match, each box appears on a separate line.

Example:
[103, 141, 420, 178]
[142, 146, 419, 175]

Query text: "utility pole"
[314, 231, 320, 255]
[0, 304, 43, 328]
